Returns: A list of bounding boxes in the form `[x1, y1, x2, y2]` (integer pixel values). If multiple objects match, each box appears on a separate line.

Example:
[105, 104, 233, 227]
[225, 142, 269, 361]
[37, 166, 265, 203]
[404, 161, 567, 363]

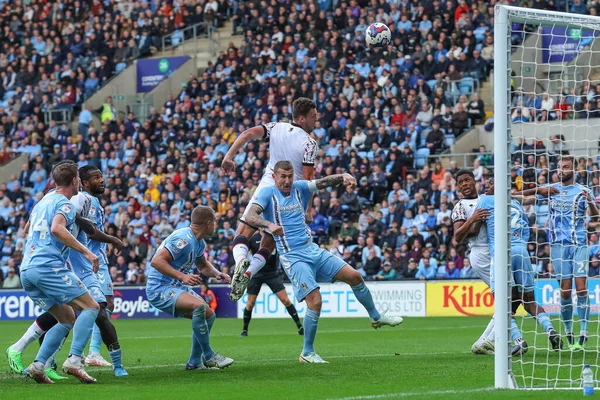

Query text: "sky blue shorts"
[81, 273, 107, 304]
[551, 244, 588, 280]
[21, 266, 88, 311]
[146, 284, 202, 317]
[279, 242, 347, 302]
[96, 263, 114, 296]
[511, 244, 535, 293]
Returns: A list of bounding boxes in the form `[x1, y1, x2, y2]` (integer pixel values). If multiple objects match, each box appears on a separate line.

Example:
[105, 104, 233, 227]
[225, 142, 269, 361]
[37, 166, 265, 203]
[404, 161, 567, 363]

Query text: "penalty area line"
[326, 387, 496, 399]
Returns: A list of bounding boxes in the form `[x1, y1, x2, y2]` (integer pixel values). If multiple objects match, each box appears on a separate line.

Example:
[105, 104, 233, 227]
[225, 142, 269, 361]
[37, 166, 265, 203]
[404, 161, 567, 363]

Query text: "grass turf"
[0, 316, 597, 399]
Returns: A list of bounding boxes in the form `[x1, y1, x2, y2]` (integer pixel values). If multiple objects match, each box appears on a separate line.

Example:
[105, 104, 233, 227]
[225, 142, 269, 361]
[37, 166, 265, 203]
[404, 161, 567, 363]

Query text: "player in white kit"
[451, 170, 495, 355]
[221, 98, 319, 301]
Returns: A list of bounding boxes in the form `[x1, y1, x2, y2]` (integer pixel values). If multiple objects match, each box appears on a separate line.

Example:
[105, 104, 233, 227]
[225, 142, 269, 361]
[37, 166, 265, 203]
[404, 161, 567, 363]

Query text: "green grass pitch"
[0, 316, 597, 399]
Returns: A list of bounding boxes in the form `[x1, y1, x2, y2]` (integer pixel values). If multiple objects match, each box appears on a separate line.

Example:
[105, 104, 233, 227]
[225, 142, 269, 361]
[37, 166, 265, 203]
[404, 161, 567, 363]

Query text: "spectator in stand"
[2, 267, 21, 288]
[416, 252, 437, 280]
[374, 261, 397, 281]
[460, 258, 479, 279]
[444, 261, 460, 279]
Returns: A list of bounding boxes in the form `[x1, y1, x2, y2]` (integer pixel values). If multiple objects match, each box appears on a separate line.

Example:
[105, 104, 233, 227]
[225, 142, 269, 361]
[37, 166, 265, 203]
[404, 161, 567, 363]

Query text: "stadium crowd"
[0, 0, 229, 136]
[0, 0, 599, 289]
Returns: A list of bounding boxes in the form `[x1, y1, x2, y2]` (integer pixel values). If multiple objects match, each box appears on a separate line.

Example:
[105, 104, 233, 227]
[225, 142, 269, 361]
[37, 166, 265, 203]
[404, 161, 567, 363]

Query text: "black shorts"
[246, 274, 286, 296]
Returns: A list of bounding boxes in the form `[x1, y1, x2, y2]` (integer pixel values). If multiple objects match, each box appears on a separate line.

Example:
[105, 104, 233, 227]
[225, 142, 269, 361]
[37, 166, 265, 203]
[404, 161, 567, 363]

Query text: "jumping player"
[221, 98, 319, 301]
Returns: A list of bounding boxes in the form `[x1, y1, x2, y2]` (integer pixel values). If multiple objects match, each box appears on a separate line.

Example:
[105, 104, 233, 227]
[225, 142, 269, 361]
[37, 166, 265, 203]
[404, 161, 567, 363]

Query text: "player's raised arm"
[221, 125, 270, 174]
[196, 256, 231, 283]
[512, 194, 537, 205]
[244, 204, 284, 236]
[312, 173, 357, 191]
[150, 247, 201, 286]
[522, 186, 559, 197]
[51, 213, 99, 271]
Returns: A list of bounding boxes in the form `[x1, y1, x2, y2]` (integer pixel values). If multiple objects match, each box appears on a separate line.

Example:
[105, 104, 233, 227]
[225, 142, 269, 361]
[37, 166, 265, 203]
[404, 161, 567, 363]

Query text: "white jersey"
[260, 122, 318, 185]
[451, 197, 489, 249]
[452, 196, 491, 279]
[69, 192, 92, 239]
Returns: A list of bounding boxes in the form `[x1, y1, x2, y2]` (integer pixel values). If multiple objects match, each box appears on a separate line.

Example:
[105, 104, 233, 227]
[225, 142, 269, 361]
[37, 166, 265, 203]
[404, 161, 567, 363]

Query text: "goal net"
[494, 5, 600, 390]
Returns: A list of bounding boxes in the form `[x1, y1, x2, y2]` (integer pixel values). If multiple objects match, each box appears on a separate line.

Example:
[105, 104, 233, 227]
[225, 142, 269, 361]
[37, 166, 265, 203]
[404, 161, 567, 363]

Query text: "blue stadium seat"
[414, 148, 430, 168]
[444, 134, 455, 148]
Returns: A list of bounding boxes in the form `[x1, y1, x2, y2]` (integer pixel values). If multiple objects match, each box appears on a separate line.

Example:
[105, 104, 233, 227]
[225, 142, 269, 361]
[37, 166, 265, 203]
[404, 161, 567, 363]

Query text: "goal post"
[494, 4, 600, 390]
[493, 4, 511, 390]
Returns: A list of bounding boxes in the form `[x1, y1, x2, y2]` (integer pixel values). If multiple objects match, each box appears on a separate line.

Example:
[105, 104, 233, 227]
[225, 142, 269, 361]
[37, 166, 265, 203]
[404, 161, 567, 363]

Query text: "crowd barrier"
[1, 280, 599, 321]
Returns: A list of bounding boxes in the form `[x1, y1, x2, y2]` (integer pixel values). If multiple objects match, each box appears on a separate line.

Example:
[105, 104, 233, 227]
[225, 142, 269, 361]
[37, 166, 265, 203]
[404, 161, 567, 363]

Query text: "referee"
[241, 232, 304, 336]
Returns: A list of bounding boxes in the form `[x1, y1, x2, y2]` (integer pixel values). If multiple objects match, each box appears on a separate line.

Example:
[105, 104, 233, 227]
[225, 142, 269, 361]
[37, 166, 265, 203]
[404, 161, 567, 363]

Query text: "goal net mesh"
[506, 11, 600, 389]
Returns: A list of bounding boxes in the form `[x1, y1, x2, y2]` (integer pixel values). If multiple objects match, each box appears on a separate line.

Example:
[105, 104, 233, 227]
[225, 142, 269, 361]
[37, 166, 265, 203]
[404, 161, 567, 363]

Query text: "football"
[365, 22, 392, 48]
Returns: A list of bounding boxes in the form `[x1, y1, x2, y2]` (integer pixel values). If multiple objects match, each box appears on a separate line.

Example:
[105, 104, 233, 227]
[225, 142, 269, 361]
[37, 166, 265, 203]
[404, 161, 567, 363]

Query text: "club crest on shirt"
[168, 290, 176, 299]
[175, 239, 188, 250]
[562, 190, 568, 196]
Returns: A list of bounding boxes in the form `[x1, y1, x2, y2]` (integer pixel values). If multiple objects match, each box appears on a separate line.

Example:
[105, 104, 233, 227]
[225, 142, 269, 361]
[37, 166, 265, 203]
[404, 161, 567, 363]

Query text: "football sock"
[243, 308, 252, 331]
[232, 236, 250, 265]
[302, 308, 320, 357]
[207, 313, 216, 333]
[45, 334, 68, 368]
[560, 296, 574, 334]
[577, 295, 589, 337]
[12, 321, 46, 352]
[479, 316, 495, 344]
[511, 318, 523, 343]
[69, 308, 99, 358]
[108, 348, 123, 368]
[247, 248, 270, 277]
[35, 323, 72, 365]
[351, 282, 381, 321]
[188, 333, 203, 366]
[89, 324, 102, 355]
[192, 304, 214, 360]
[536, 312, 554, 333]
[287, 304, 302, 328]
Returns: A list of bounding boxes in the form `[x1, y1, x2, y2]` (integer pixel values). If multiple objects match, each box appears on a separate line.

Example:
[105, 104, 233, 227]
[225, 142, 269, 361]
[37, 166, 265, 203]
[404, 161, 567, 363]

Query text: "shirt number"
[29, 212, 50, 240]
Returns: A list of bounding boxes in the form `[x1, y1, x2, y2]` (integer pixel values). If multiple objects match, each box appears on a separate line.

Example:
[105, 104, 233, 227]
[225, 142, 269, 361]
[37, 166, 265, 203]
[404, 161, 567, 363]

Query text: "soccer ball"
[365, 23, 392, 48]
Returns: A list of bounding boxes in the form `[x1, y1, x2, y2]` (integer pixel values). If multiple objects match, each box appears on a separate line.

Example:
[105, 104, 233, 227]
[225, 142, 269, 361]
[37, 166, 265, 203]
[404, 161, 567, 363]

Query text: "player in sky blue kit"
[78, 165, 125, 368]
[148, 206, 234, 370]
[245, 161, 403, 363]
[477, 179, 562, 354]
[19, 161, 100, 384]
[70, 174, 128, 376]
[523, 155, 599, 350]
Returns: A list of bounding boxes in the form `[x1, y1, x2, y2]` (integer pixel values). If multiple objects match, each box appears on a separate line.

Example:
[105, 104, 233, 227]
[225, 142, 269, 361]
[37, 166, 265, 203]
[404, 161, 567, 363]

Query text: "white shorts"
[469, 247, 491, 287]
[240, 177, 275, 225]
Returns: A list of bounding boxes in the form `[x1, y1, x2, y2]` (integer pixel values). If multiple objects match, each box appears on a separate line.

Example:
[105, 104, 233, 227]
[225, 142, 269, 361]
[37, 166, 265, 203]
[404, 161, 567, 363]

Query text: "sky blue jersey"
[540, 183, 592, 246]
[476, 196, 530, 257]
[21, 192, 76, 271]
[253, 180, 316, 254]
[67, 192, 93, 278]
[147, 227, 206, 289]
[86, 194, 108, 265]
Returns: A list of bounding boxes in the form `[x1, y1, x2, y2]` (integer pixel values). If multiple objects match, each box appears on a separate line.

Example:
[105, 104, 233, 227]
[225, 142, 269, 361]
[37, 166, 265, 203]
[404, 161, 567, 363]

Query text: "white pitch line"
[327, 387, 496, 399]
[0, 324, 486, 345]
